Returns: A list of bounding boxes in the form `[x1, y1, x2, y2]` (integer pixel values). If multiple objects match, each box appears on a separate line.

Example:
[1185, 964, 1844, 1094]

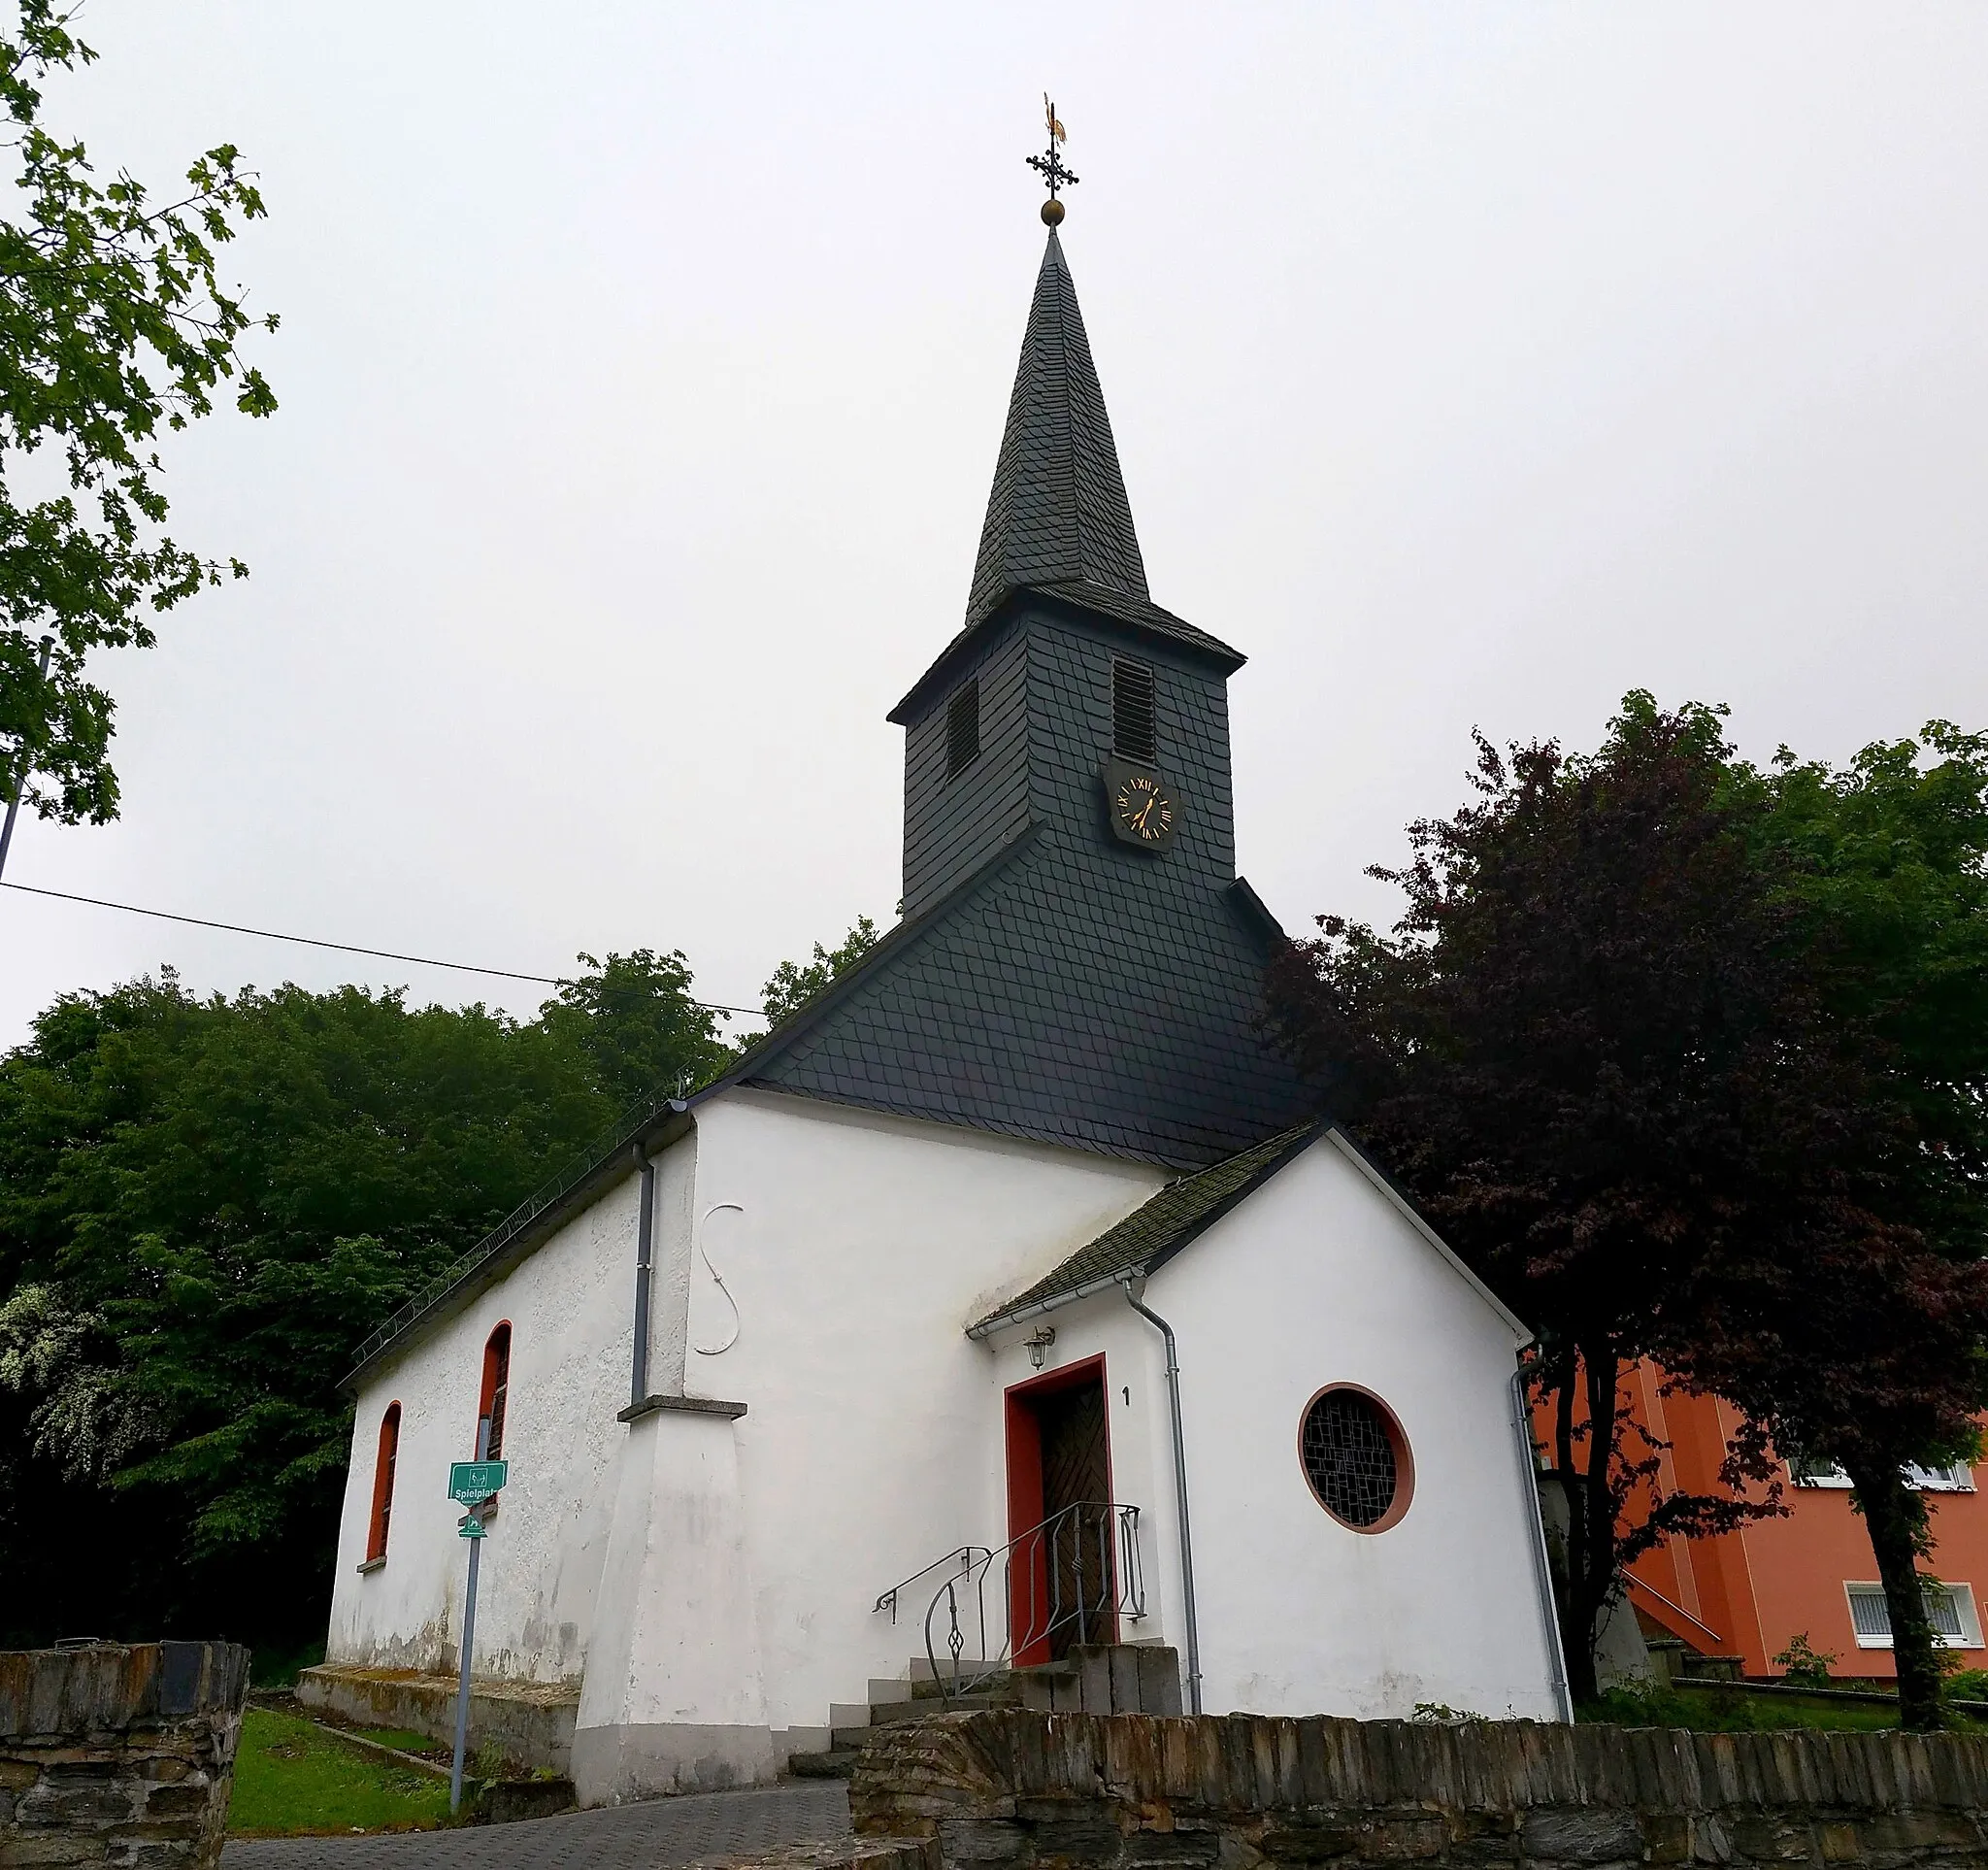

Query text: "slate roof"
[968, 228, 1149, 621]
[747, 232, 1310, 1167]
[969, 1120, 1326, 1335]
[733, 818, 1311, 1168]
[892, 233, 1241, 725]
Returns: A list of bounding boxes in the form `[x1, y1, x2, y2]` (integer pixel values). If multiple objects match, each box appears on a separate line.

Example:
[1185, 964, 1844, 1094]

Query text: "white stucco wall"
[324, 1088, 1166, 1741]
[676, 1089, 1167, 1736]
[325, 1159, 685, 1685]
[326, 1095, 1557, 1779]
[1130, 1132, 1555, 1720]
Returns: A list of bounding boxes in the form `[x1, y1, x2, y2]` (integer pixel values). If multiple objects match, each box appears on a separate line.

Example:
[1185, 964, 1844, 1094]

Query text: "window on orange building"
[1845, 1581, 1982, 1649]
[366, 1403, 401, 1563]
[478, 1322, 512, 1460]
[1908, 1460, 1976, 1492]
[1791, 1453, 1974, 1492]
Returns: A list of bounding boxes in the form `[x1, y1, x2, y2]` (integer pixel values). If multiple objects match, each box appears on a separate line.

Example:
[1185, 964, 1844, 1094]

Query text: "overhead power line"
[0, 880, 766, 1017]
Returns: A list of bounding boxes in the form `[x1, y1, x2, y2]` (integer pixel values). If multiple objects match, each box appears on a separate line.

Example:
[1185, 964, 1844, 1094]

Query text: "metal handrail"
[873, 1545, 993, 1624]
[911, 1501, 1144, 1702]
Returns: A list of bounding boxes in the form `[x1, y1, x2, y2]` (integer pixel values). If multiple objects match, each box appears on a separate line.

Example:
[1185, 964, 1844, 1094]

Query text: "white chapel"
[320, 212, 1569, 1807]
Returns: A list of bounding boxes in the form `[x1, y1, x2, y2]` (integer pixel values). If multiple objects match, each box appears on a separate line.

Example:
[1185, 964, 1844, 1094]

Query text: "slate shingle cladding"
[967, 227, 1151, 622]
[890, 235, 1242, 732]
[343, 224, 1319, 1383]
[744, 805, 1307, 1166]
[741, 230, 1311, 1169]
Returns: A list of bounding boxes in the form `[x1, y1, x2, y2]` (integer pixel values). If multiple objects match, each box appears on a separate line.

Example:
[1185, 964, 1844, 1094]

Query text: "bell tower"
[736, 144, 1306, 1168]
[890, 227, 1247, 921]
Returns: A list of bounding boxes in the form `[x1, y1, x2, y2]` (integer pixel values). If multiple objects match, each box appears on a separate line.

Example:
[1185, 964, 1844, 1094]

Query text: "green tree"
[756, 914, 881, 1030]
[539, 948, 736, 1108]
[0, 948, 724, 1651]
[1673, 724, 1988, 1728]
[0, 1, 276, 827]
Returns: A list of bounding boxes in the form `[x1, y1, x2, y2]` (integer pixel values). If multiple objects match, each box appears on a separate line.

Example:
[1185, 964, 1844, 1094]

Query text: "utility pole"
[0, 635, 52, 885]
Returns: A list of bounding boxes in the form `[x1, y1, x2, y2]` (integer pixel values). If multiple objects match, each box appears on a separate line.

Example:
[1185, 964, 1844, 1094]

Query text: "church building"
[322, 207, 1569, 1807]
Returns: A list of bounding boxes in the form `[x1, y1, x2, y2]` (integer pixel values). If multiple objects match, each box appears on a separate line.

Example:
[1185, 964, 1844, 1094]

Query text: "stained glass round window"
[1300, 1387, 1409, 1530]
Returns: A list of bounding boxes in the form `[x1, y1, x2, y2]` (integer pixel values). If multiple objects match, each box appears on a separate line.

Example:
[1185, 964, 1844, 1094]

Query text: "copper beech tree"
[1263, 694, 1988, 1724]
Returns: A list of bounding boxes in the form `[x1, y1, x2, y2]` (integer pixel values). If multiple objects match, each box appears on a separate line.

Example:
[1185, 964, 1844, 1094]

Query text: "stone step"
[907, 1673, 1018, 1703]
[787, 1748, 860, 1781]
[863, 1690, 1015, 1729]
[905, 1657, 1000, 1685]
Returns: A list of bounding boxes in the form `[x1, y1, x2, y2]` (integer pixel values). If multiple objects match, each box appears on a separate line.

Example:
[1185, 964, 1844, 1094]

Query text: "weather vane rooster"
[1027, 93, 1078, 226]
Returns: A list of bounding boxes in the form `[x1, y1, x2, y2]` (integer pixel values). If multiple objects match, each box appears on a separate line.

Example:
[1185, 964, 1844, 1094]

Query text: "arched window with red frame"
[478, 1323, 512, 1460]
[367, 1403, 401, 1562]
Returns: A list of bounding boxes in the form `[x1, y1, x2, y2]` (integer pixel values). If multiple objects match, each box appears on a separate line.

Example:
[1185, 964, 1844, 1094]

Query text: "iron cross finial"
[1026, 93, 1078, 227]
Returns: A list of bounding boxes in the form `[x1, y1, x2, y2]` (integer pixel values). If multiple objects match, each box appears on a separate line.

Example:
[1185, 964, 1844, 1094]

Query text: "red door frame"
[1003, 1354, 1116, 1665]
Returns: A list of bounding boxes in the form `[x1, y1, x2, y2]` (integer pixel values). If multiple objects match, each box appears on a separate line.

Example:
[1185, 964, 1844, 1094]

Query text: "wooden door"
[1033, 1377, 1114, 1656]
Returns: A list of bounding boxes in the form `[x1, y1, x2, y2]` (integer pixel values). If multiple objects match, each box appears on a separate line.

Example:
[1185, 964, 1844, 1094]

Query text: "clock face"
[1105, 762, 1178, 851]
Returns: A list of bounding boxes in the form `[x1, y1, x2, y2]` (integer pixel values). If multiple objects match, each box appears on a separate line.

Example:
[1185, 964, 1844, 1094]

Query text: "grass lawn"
[228, 1706, 456, 1837]
[1580, 1682, 1988, 1735]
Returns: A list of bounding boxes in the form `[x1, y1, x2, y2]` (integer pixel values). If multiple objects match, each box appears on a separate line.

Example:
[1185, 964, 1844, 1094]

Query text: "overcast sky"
[4, 2, 1987, 1048]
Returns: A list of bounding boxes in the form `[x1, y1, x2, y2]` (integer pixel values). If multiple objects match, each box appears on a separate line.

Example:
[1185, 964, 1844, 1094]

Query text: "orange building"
[1594, 1366, 1987, 1681]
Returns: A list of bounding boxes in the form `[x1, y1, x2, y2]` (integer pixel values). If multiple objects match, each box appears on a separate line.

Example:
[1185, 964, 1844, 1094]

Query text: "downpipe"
[1510, 1354, 1574, 1722]
[630, 1145, 654, 1409]
[1120, 1276, 1203, 1714]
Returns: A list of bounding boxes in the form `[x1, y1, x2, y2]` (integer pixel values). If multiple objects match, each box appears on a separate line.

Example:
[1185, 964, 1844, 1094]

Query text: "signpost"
[447, 1459, 508, 1812]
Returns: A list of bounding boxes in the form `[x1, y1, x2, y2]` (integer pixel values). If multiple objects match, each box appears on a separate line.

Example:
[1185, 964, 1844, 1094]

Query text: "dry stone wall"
[0, 1642, 248, 1869]
[849, 1711, 1988, 1870]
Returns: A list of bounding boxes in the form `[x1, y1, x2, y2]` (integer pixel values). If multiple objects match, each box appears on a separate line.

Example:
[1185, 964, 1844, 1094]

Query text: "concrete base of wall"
[296, 1664, 578, 1774]
[569, 1720, 780, 1805]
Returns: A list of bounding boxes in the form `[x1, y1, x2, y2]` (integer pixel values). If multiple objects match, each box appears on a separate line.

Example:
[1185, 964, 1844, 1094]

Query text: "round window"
[1300, 1386, 1412, 1532]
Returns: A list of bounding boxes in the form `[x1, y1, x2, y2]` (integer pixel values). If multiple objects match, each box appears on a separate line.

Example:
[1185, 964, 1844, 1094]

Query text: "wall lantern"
[1025, 1326, 1056, 1370]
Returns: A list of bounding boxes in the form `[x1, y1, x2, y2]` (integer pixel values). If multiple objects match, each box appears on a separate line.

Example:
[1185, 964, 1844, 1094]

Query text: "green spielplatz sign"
[447, 1460, 508, 1503]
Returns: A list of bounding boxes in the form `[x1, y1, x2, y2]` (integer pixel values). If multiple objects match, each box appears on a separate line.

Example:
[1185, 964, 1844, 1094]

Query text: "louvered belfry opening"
[946, 677, 981, 779]
[1111, 658, 1156, 765]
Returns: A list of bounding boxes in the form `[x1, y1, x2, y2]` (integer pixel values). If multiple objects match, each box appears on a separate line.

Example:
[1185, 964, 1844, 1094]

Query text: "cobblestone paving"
[222, 1782, 852, 1870]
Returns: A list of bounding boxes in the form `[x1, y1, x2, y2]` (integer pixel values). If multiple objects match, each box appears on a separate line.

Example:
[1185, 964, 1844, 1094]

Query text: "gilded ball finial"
[1041, 197, 1066, 227]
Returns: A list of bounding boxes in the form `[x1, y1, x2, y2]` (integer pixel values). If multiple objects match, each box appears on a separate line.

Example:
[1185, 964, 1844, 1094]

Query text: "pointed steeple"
[890, 225, 1241, 728]
[965, 230, 1150, 623]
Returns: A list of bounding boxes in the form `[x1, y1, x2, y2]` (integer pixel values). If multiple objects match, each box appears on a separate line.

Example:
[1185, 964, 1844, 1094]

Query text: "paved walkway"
[222, 1782, 852, 1870]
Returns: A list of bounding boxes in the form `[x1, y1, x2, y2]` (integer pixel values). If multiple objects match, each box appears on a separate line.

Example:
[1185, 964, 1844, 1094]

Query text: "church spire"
[963, 227, 1152, 625]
